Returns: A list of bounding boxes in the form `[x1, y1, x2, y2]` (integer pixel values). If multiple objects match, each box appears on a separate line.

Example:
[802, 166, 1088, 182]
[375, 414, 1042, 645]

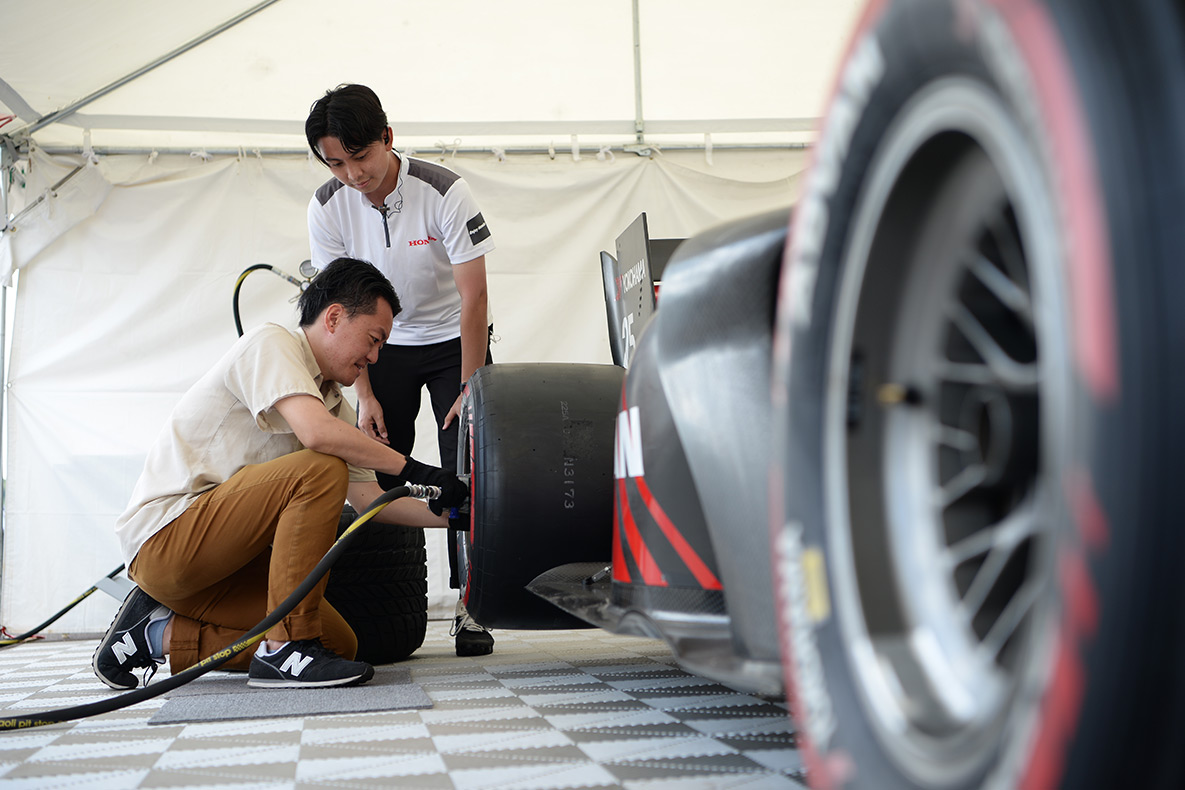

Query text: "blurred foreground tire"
[770, 1, 1185, 788]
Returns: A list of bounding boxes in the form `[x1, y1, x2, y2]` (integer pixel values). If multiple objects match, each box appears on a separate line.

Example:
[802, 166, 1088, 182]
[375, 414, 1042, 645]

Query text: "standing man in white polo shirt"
[305, 84, 495, 656]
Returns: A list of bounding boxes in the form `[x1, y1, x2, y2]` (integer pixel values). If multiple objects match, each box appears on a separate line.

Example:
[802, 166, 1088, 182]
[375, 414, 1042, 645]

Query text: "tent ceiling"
[1, 0, 863, 153]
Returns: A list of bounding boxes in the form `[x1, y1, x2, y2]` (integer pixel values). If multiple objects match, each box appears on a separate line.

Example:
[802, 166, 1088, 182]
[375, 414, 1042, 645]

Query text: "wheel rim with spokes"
[822, 78, 1071, 786]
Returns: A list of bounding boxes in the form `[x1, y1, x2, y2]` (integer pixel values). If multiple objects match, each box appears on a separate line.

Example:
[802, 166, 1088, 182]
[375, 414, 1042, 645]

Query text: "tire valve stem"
[878, 382, 923, 407]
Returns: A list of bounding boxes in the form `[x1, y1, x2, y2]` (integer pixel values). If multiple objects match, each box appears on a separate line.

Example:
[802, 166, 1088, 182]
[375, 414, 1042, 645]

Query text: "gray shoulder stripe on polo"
[407, 159, 460, 198]
[315, 178, 347, 206]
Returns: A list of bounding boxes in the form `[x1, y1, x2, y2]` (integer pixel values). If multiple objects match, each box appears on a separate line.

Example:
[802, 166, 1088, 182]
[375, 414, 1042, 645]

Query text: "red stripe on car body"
[616, 478, 666, 586]
[634, 477, 722, 590]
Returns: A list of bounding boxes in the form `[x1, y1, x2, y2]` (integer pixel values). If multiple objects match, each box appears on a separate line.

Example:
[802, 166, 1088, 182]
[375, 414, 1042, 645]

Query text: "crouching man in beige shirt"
[94, 257, 467, 690]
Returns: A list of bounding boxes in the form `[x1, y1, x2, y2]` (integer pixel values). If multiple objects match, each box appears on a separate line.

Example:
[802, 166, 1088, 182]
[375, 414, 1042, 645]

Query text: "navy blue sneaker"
[92, 587, 169, 689]
[247, 639, 374, 688]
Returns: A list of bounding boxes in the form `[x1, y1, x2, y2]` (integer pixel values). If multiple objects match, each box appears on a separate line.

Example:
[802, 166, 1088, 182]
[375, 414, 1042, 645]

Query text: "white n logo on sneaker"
[111, 632, 137, 665]
[279, 650, 314, 677]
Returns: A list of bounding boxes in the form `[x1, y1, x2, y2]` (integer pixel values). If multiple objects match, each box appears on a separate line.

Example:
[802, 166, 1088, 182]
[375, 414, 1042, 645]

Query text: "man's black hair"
[305, 84, 389, 166]
[298, 257, 399, 327]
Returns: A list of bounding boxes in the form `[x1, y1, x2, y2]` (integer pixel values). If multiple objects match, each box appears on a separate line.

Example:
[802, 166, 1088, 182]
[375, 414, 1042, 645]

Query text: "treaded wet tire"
[770, 2, 1185, 789]
[459, 363, 623, 629]
[324, 506, 427, 664]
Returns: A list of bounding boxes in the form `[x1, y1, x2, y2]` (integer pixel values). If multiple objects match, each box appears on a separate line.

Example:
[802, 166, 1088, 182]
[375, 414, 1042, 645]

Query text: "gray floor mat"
[150, 664, 431, 724]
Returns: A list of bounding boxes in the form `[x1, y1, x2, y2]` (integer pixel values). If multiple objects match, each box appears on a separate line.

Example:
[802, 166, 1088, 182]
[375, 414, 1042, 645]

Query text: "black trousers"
[367, 330, 492, 588]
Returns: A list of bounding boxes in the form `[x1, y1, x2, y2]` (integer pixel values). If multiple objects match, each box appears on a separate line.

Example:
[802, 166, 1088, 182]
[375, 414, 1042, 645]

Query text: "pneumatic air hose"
[0, 483, 438, 732]
[233, 263, 306, 337]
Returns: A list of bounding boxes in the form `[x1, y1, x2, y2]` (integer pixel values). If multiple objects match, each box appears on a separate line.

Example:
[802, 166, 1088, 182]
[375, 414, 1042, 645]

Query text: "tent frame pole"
[0, 139, 12, 231]
[0, 138, 11, 586]
[631, 0, 645, 146]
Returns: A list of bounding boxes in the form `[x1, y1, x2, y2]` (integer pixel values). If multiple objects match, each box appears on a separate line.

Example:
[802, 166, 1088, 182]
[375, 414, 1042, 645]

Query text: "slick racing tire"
[770, 2, 1185, 789]
[458, 363, 622, 629]
[324, 506, 428, 664]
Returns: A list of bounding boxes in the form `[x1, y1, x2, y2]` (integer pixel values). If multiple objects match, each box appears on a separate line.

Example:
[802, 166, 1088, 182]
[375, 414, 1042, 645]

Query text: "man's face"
[317, 135, 394, 197]
[323, 301, 393, 386]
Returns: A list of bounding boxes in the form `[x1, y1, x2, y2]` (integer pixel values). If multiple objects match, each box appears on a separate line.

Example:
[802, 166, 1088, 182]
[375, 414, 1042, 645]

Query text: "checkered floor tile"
[0, 622, 806, 789]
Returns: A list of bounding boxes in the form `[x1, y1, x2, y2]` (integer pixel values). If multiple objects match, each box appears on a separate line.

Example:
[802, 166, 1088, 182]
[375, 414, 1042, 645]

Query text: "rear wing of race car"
[600, 212, 683, 368]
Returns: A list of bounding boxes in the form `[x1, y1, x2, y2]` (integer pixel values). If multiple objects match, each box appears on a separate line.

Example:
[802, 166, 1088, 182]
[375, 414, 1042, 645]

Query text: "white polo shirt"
[307, 153, 496, 345]
[113, 323, 375, 565]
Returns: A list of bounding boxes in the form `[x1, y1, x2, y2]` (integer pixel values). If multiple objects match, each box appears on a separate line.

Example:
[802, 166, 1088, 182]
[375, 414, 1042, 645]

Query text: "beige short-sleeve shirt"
[113, 323, 375, 564]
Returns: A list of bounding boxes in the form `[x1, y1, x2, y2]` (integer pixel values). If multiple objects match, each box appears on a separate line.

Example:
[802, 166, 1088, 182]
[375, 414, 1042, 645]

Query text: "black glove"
[401, 456, 469, 515]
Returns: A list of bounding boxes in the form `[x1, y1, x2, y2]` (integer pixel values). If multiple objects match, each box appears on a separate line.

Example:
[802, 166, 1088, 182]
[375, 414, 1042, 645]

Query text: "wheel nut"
[878, 382, 923, 406]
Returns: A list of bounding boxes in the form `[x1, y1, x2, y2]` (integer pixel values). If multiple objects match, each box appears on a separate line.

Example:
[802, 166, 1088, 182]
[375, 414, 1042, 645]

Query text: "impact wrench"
[0, 483, 441, 732]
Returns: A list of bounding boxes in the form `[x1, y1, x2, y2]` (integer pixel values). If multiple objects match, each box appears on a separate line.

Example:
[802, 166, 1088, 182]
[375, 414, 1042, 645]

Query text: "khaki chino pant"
[129, 449, 356, 672]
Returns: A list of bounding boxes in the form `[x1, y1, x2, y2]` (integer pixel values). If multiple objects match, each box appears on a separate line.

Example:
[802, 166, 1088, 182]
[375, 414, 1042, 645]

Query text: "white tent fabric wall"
[1, 145, 806, 633]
